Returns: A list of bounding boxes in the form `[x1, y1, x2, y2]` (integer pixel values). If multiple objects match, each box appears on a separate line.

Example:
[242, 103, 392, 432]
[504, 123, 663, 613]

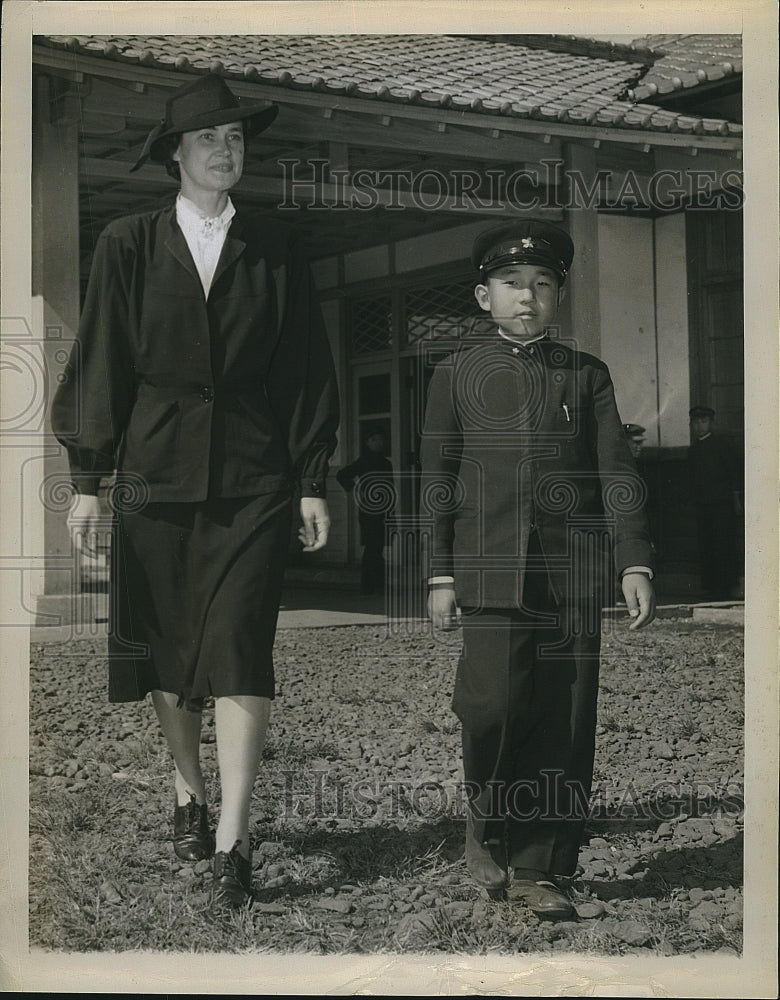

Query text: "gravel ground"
[29, 616, 743, 955]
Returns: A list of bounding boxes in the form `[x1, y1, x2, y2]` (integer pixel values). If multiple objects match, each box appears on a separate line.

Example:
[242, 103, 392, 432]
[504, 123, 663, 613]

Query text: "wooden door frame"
[686, 208, 744, 442]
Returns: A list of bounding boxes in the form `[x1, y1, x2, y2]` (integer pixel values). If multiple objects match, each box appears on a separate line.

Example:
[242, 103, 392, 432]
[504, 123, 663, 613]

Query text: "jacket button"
[200, 386, 214, 403]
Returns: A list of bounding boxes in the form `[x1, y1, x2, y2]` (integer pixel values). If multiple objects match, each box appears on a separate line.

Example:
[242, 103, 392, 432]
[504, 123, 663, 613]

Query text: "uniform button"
[529, 346, 535, 355]
[310, 482, 322, 495]
[200, 386, 214, 403]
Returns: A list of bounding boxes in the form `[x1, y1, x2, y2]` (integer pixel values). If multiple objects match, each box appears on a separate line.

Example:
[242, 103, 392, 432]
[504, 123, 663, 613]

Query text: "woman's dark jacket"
[52, 203, 339, 501]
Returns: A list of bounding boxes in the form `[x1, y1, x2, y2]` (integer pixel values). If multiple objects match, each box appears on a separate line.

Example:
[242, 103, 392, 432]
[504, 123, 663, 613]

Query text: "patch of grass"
[599, 713, 636, 734]
[30, 781, 127, 840]
[263, 737, 341, 767]
[674, 717, 700, 739]
[343, 693, 405, 706]
[418, 718, 460, 736]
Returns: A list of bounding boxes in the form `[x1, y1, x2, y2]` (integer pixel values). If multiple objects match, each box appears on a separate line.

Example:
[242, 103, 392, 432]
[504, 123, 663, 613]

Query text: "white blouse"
[175, 193, 236, 297]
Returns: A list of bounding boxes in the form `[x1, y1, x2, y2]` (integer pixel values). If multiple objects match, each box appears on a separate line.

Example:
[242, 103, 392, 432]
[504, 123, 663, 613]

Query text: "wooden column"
[32, 72, 84, 604]
[32, 73, 81, 330]
[563, 143, 602, 356]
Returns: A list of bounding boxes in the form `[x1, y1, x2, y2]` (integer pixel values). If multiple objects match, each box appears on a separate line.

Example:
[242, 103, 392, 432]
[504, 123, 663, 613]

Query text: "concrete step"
[691, 604, 745, 625]
[33, 591, 109, 631]
[33, 585, 745, 635]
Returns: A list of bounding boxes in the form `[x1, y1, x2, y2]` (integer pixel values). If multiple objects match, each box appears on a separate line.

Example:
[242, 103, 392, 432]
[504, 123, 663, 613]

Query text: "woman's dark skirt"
[108, 492, 293, 711]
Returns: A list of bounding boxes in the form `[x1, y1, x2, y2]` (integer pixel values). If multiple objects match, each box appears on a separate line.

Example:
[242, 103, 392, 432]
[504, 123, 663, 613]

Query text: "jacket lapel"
[162, 206, 201, 287]
[161, 204, 248, 296]
[212, 212, 247, 290]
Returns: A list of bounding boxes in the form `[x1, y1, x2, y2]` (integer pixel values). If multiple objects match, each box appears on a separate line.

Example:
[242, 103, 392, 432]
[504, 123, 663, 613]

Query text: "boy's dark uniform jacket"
[420, 332, 654, 609]
[52, 203, 339, 500]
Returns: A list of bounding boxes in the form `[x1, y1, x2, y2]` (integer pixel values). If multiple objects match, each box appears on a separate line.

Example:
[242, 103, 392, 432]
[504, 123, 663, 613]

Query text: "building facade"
[28, 33, 744, 621]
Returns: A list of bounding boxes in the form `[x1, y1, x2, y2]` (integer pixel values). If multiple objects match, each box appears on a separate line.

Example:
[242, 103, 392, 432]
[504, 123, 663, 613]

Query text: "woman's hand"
[66, 493, 105, 558]
[428, 585, 460, 630]
[298, 497, 330, 552]
[621, 572, 656, 630]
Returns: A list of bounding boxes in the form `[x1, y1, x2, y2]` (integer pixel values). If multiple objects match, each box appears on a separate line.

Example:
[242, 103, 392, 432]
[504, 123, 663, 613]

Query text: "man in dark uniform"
[623, 423, 646, 460]
[420, 220, 655, 920]
[688, 406, 743, 599]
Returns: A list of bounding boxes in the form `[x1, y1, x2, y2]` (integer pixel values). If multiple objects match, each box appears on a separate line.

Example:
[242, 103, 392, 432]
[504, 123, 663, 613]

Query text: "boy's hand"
[621, 573, 656, 630]
[298, 497, 330, 551]
[428, 585, 460, 630]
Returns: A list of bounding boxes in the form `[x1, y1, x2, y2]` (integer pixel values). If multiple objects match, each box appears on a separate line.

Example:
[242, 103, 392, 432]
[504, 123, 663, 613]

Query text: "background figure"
[623, 423, 646, 460]
[337, 428, 395, 595]
[688, 406, 743, 600]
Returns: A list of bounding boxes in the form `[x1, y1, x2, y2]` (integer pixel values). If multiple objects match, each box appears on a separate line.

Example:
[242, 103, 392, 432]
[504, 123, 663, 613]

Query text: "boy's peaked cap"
[472, 220, 574, 282]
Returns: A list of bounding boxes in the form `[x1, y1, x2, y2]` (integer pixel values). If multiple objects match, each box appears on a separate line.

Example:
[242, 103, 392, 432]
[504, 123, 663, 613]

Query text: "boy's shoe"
[464, 811, 508, 892]
[509, 869, 574, 920]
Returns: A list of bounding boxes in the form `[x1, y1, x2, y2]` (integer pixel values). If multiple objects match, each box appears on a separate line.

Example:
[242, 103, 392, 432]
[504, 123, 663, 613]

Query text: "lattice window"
[404, 281, 480, 345]
[351, 294, 393, 355]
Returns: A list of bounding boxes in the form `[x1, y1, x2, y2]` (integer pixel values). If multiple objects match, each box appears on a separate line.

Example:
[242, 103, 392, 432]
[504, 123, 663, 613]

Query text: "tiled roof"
[625, 34, 742, 101]
[36, 34, 742, 139]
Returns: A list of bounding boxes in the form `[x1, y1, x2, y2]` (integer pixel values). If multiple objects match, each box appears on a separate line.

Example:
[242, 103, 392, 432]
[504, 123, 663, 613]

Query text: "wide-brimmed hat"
[130, 74, 278, 172]
[471, 220, 575, 283]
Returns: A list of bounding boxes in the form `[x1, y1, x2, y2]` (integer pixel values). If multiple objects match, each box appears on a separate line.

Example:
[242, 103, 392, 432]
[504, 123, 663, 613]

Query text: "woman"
[52, 74, 339, 912]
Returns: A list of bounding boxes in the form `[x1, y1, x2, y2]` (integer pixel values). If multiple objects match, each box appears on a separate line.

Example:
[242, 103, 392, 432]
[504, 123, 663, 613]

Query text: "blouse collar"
[176, 192, 236, 235]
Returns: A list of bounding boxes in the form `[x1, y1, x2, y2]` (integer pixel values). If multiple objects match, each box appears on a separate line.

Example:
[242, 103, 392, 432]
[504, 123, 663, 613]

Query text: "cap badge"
[521, 237, 535, 249]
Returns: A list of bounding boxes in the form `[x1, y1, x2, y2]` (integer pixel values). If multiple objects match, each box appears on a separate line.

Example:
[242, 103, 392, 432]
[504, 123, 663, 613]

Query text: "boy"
[420, 220, 655, 919]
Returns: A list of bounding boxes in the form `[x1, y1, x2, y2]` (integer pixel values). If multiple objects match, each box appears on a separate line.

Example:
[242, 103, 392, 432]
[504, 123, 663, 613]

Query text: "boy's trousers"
[453, 531, 602, 877]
